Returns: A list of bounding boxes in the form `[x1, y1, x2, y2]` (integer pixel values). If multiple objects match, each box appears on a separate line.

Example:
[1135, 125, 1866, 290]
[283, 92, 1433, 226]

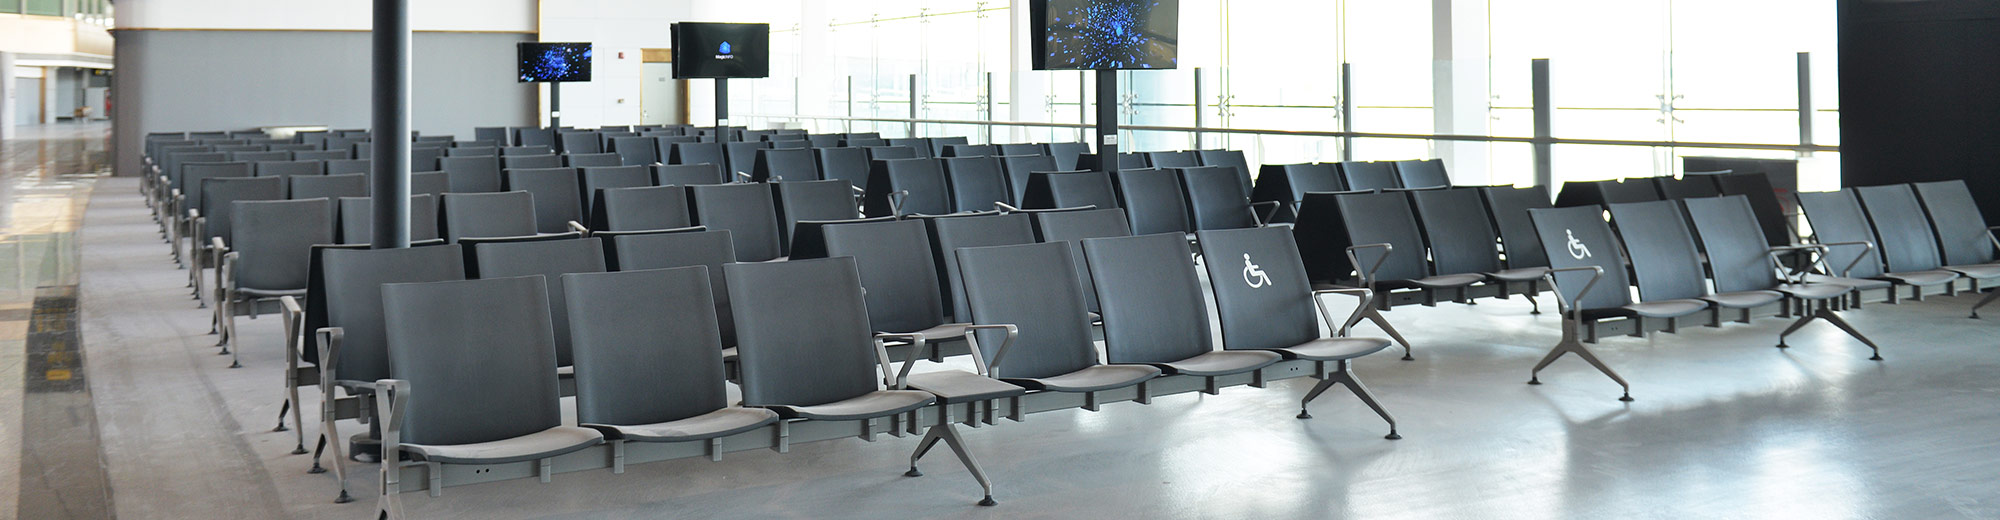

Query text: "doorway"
[639, 49, 688, 125]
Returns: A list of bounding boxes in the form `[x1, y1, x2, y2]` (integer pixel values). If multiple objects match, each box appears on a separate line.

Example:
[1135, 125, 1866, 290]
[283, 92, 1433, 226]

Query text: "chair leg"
[1526, 292, 1542, 315]
[1344, 307, 1413, 361]
[907, 415, 997, 507]
[316, 388, 354, 503]
[1780, 299, 1883, 361]
[1970, 289, 1999, 319]
[1303, 360, 1400, 440]
[1529, 319, 1633, 402]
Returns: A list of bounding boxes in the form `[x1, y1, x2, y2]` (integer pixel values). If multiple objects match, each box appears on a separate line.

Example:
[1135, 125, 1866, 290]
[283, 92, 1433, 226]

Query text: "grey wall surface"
[113, 30, 538, 177]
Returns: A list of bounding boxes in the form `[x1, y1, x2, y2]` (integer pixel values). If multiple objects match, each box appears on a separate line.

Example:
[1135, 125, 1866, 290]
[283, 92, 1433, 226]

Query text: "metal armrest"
[1766, 244, 1827, 284]
[1250, 200, 1282, 226]
[566, 220, 591, 236]
[316, 327, 344, 392]
[889, 190, 911, 217]
[1986, 226, 2000, 251]
[851, 185, 867, 196]
[371, 378, 410, 496]
[1344, 243, 1393, 287]
[281, 296, 305, 363]
[1814, 240, 1876, 277]
[1311, 288, 1372, 337]
[994, 201, 1020, 212]
[1539, 266, 1605, 322]
[734, 171, 753, 182]
[960, 324, 1016, 378]
[873, 332, 927, 390]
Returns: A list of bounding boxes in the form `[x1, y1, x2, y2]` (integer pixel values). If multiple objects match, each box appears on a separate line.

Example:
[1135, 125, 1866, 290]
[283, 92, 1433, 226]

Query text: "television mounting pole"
[549, 82, 562, 129]
[1096, 69, 1119, 174]
[716, 78, 729, 145]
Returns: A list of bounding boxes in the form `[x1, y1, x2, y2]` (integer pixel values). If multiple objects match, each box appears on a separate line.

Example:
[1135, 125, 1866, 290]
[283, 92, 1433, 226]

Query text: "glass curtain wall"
[717, 0, 1835, 186]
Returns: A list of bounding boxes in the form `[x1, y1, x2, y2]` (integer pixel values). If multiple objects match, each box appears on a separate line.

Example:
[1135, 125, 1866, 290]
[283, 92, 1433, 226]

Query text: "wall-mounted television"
[1032, 0, 1179, 70]
[672, 23, 771, 79]
[518, 42, 593, 83]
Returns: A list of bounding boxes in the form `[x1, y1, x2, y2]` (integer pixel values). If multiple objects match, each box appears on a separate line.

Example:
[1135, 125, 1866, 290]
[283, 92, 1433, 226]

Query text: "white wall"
[116, 0, 536, 32]
[538, 0, 695, 129]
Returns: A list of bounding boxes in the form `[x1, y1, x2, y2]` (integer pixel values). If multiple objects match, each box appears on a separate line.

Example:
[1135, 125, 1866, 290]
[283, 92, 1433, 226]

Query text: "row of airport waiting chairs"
[1798, 181, 2000, 316]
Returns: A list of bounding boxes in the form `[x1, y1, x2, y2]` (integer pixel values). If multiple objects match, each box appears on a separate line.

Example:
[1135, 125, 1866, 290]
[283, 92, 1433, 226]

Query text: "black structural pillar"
[1095, 69, 1119, 174]
[715, 78, 729, 143]
[1839, 0, 2000, 225]
[369, 0, 411, 248]
[1531, 59, 1553, 190]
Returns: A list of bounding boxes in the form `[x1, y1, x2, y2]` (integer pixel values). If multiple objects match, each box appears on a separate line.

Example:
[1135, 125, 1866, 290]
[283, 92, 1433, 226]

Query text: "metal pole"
[1340, 63, 1354, 162]
[1079, 71, 1088, 142]
[908, 73, 919, 138]
[846, 75, 854, 134]
[715, 78, 729, 142]
[549, 82, 561, 129]
[1797, 52, 1814, 156]
[1096, 69, 1120, 173]
[984, 72, 995, 145]
[1532, 58, 1553, 190]
[1193, 67, 1204, 149]
[369, 0, 410, 249]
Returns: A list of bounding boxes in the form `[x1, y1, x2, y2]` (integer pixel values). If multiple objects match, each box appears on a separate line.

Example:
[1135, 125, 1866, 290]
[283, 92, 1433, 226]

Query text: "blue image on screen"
[519, 43, 593, 83]
[720, 41, 733, 55]
[1042, 0, 1178, 70]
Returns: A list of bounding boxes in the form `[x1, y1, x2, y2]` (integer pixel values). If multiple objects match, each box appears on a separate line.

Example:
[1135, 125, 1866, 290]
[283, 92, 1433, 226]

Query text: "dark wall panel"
[1840, 0, 2000, 224]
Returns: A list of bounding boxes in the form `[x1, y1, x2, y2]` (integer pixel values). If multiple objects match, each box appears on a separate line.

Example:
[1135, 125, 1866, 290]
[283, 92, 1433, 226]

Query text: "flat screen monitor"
[518, 42, 593, 83]
[1032, 0, 1179, 70]
[672, 23, 771, 79]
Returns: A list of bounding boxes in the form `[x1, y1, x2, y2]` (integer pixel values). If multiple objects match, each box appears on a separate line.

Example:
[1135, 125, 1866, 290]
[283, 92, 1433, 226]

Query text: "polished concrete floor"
[9, 124, 2000, 519]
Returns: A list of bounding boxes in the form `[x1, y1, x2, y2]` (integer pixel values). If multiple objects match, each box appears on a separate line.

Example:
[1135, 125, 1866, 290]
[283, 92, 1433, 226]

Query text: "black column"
[369, 0, 411, 248]
[1096, 69, 1118, 173]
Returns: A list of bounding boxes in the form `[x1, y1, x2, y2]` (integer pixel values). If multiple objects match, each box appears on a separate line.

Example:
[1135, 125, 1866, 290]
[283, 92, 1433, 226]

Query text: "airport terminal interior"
[2, 0, 1999, 518]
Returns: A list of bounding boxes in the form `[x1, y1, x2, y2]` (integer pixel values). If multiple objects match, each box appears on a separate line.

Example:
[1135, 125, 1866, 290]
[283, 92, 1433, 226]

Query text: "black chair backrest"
[1797, 190, 1886, 278]
[612, 136, 660, 166]
[468, 237, 606, 367]
[1655, 175, 1722, 200]
[1683, 196, 1782, 293]
[592, 185, 690, 233]
[254, 160, 323, 186]
[523, 128, 560, 148]
[888, 138, 932, 158]
[232, 150, 291, 163]
[410, 171, 450, 200]
[1338, 161, 1401, 191]
[1193, 227, 1320, 351]
[1078, 153, 1148, 172]
[504, 167, 583, 234]
[183, 162, 255, 208]
[821, 218, 950, 333]
[1030, 208, 1130, 314]
[232, 198, 332, 291]
[338, 195, 440, 244]
[294, 150, 349, 161]
[564, 267, 730, 427]
[1480, 185, 1553, 270]
[1194, 149, 1253, 197]
[474, 127, 511, 146]
[688, 182, 784, 262]
[439, 155, 503, 193]
[603, 228, 739, 346]
[1855, 184, 1948, 273]
[1112, 168, 1192, 236]
[504, 154, 563, 170]
[324, 159, 370, 175]
[381, 276, 558, 447]
[1178, 166, 1259, 231]
[199, 176, 283, 242]
[998, 143, 1044, 156]
[726, 257, 880, 407]
[671, 142, 725, 169]
[410, 148, 447, 172]
[816, 147, 871, 191]
[654, 163, 727, 186]
[1083, 233, 1214, 365]
[942, 156, 1014, 211]
[318, 244, 466, 382]
[1393, 159, 1449, 189]
[944, 144, 998, 158]
[846, 138, 889, 148]
[865, 158, 952, 217]
[1144, 151, 1200, 169]
[579, 165, 653, 216]
[1252, 163, 1344, 224]
[725, 141, 770, 174]
[501, 145, 554, 156]
[807, 134, 842, 147]
[1045, 143, 1090, 171]
[924, 212, 1037, 322]
[772, 179, 860, 256]
[752, 148, 820, 182]
[565, 153, 622, 168]
[438, 191, 537, 243]
[864, 146, 919, 161]
[1331, 190, 1431, 283]
[1556, 179, 1659, 208]
[1607, 200, 1710, 302]
[928, 137, 969, 157]
[292, 173, 368, 200]
[1410, 188, 1503, 276]
[446, 146, 497, 157]
[1913, 180, 1997, 266]
[1023, 170, 1117, 210]
[956, 242, 1099, 379]
[561, 132, 603, 154]
[1528, 205, 1634, 312]
[998, 154, 1057, 205]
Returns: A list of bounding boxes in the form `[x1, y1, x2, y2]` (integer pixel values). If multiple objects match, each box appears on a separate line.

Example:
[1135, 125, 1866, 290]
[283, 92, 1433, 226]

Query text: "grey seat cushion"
[1802, 274, 1894, 291]
[1775, 283, 1853, 301]
[402, 426, 603, 465]
[588, 407, 779, 443]
[1156, 350, 1282, 377]
[767, 390, 935, 421]
[1488, 267, 1550, 282]
[890, 322, 971, 341]
[1407, 273, 1486, 289]
[1700, 290, 1785, 309]
[1881, 270, 1960, 287]
[1272, 337, 1393, 361]
[906, 370, 1028, 403]
[1004, 364, 1160, 393]
[236, 287, 308, 298]
[1621, 299, 1710, 318]
[1946, 263, 2000, 280]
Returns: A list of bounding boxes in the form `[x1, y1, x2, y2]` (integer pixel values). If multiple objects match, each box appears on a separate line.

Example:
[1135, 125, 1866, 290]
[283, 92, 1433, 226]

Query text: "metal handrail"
[738, 112, 1840, 154]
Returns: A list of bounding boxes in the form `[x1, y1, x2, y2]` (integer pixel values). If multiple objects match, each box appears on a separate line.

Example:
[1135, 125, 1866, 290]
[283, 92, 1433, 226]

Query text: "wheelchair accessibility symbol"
[1565, 229, 1592, 260]
[1243, 254, 1272, 289]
